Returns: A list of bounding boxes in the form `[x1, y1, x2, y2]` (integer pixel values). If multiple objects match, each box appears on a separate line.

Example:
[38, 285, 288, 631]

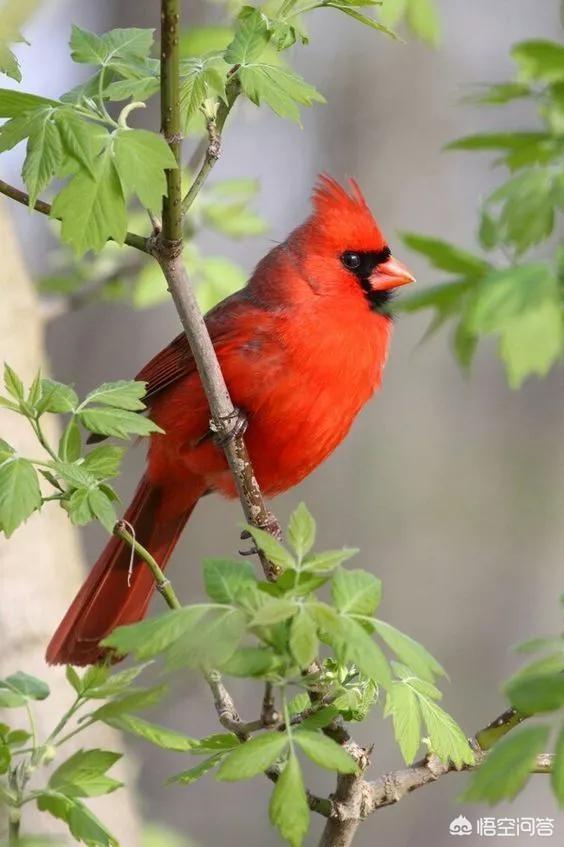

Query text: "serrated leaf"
[113, 129, 177, 215]
[67, 487, 94, 526]
[238, 64, 325, 123]
[221, 646, 276, 677]
[251, 598, 297, 626]
[326, 616, 392, 687]
[0, 457, 41, 537]
[104, 714, 197, 751]
[22, 109, 63, 206]
[217, 731, 288, 781]
[165, 608, 246, 670]
[102, 606, 208, 660]
[0, 87, 59, 118]
[38, 379, 79, 414]
[269, 753, 309, 847]
[463, 725, 549, 803]
[49, 749, 122, 795]
[169, 753, 224, 785]
[417, 696, 474, 768]
[51, 144, 127, 256]
[302, 548, 358, 572]
[287, 502, 316, 559]
[88, 487, 116, 533]
[70, 26, 154, 66]
[384, 681, 422, 764]
[224, 9, 270, 65]
[78, 407, 163, 439]
[82, 380, 147, 411]
[243, 524, 295, 570]
[4, 363, 24, 399]
[90, 685, 167, 721]
[331, 567, 381, 615]
[203, 558, 257, 604]
[299, 706, 339, 731]
[82, 445, 124, 479]
[294, 729, 357, 773]
[371, 619, 446, 681]
[56, 111, 102, 176]
[290, 608, 318, 668]
[37, 791, 118, 846]
[179, 57, 227, 131]
[402, 232, 489, 276]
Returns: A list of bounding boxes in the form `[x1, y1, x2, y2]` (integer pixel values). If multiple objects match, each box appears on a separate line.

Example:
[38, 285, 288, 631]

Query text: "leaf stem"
[114, 521, 181, 610]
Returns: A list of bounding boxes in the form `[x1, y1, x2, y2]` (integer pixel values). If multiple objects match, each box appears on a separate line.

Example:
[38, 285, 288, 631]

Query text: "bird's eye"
[342, 252, 361, 271]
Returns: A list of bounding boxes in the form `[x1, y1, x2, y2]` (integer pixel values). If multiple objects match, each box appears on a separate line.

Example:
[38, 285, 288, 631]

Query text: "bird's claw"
[210, 407, 248, 448]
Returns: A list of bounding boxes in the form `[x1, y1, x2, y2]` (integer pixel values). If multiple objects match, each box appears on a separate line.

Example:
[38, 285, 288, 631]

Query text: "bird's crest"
[309, 175, 385, 252]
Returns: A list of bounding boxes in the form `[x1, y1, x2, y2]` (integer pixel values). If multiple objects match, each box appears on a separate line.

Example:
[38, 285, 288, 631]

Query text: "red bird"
[46, 176, 414, 666]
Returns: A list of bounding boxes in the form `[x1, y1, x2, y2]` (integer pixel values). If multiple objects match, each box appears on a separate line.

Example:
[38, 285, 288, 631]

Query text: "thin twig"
[114, 522, 181, 610]
[0, 178, 149, 253]
[156, 0, 280, 581]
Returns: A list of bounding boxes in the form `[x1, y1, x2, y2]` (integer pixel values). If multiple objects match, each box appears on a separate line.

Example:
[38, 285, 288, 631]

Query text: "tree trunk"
[0, 200, 142, 845]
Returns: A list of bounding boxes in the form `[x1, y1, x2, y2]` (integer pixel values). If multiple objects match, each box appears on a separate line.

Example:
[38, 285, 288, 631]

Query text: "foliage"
[463, 607, 564, 807]
[0, 364, 160, 538]
[397, 32, 564, 388]
[0, 504, 472, 847]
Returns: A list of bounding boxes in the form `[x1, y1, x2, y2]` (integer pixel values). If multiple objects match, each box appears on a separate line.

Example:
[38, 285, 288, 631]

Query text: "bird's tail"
[46, 473, 202, 666]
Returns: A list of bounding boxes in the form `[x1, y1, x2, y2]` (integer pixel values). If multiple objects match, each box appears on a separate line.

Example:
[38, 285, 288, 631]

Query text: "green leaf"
[405, 0, 440, 46]
[371, 619, 445, 681]
[0, 113, 35, 153]
[499, 299, 563, 388]
[114, 129, 177, 215]
[169, 753, 224, 785]
[3, 672, 50, 701]
[88, 487, 117, 533]
[331, 567, 381, 616]
[294, 729, 357, 773]
[243, 525, 295, 570]
[466, 263, 557, 334]
[104, 714, 197, 751]
[22, 109, 63, 207]
[83, 662, 151, 698]
[446, 130, 548, 153]
[551, 723, 564, 807]
[102, 606, 208, 660]
[0, 688, 26, 707]
[463, 725, 549, 803]
[67, 487, 94, 526]
[506, 672, 564, 715]
[203, 558, 257, 604]
[78, 406, 163, 439]
[302, 548, 358, 572]
[290, 608, 318, 668]
[187, 733, 241, 754]
[490, 169, 556, 252]
[216, 731, 288, 781]
[38, 379, 79, 414]
[51, 144, 127, 256]
[49, 749, 122, 797]
[326, 3, 397, 39]
[179, 57, 226, 131]
[82, 380, 147, 411]
[165, 608, 246, 670]
[37, 791, 118, 846]
[269, 753, 309, 847]
[70, 26, 154, 66]
[90, 685, 167, 721]
[384, 681, 422, 764]
[221, 646, 277, 677]
[467, 81, 531, 105]
[82, 445, 125, 479]
[251, 598, 297, 626]
[0, 43, 21, 83]
[299, 706, 340, 731]
[201, 203, 267, 238]
[0, 88, 59, 118]
[0, 457, 41, 537]
[418, 696, 474, 768]
[224, 10, 270, 65]
[512, 39, 564, 84]
[288, 503, 315, 559]
[401, 232, 489, 276]
[4, 362, 24, 399]
[56, 111, 102, 176]
[238, 64, 325, 123]
[326, 616, 392, 687]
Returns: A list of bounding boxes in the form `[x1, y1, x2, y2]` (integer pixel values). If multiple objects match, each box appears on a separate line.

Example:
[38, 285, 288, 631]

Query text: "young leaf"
[179, 57, 226, 131]
[88, 487, 117, 533]
[169, 754, 225, 785]
[49, 749, 122, 795]
[371, 619, 446, 681]
[286, 502, 316, 559]
[0, 457, 42, 537]
[418, 697, 474, 768]
[78, 406, 163, 439]
[269, 753, 309, 847]
[51, 144, 127, 256]
[384, 681, 422, 765]
[113, 129, 178, 215]
[221, 646, 277, 677]
[104, 714, 197, 751]
[102, 606, 208, 660]
[463, 725, 549, 803]
[506, 672, 564, 715]
[251, 598, 298, 626]
[238, 65, 325, 123]
[90, 685, 168, 721]
[70, 26, 154, 66]
[302, 548, 358, 572]
[327, 616, 392, 687]
[299, 706, 340, 731]
[290, 608, 318, 668]
[401, 232, 489, 276]
[216, 731, 288, 781]
[0, 88, 59, 118]
[39, 379, 79, 414]
[3, 671, 50, 701]
[203, 558, 257, 604]
[331, 567, 382, 616]
[82, 445, 125, 479]
[37, 791, 118, 846]
[224, 10, 270, 65]
[243, 525, 295, 570]
[55, 111, 102, 176]
[165, 608, 246, 670]
[294, 729, 357, 773]
[511, 40, 564, 84]
[4, 362, 24, 400]
[22, 109, 63, 207]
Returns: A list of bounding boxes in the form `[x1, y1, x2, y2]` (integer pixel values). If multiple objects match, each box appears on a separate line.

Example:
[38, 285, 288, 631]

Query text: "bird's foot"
[210, 407, 248, 448]
[239, 511, 283, 557]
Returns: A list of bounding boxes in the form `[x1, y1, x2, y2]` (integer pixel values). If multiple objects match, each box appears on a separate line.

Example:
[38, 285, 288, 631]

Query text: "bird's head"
[290, 175, 414, 312]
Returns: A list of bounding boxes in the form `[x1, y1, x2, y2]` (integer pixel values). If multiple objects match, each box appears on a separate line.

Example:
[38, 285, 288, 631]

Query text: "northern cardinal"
[46, 176, 414, 666]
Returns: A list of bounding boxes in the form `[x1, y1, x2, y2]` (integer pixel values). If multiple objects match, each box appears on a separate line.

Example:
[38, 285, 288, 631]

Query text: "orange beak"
[370, 256, 415, 292]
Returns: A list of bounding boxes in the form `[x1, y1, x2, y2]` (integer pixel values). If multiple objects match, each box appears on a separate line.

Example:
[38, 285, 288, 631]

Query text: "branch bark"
[156, 0, 281, 581]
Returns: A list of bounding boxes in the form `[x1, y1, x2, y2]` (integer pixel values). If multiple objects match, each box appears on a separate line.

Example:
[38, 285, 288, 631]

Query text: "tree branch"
[317, 705, 551, 847]
[156, 1, 281, 581]
[0, 178, 149, 253]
